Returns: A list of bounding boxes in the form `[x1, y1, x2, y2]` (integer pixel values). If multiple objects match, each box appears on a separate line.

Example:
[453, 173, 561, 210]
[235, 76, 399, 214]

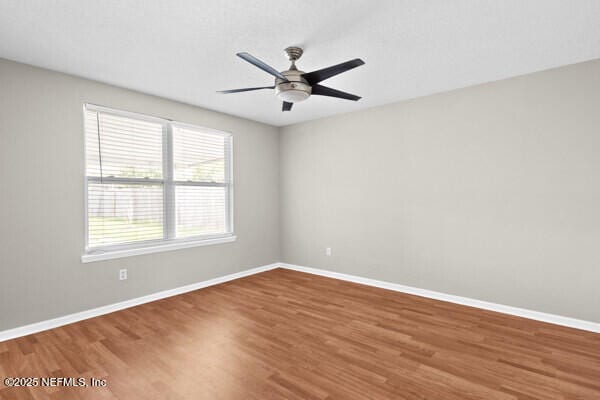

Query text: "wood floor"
[1, 268, 599, 400]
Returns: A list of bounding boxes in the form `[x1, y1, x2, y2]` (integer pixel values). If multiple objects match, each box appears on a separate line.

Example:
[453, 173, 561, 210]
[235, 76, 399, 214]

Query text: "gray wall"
[280, 59, 600, 323]
[2, 57, 599, 331]
[0, 59, 280, 331]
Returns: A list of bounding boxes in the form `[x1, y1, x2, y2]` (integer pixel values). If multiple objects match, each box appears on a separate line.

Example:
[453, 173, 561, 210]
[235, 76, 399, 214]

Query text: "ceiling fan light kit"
[218, 46, 365, 112]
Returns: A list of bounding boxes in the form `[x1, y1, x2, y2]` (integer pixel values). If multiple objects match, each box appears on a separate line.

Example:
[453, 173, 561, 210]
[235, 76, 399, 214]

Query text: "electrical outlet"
[325, 247, 332, 256]
[119, 269, 127, 281]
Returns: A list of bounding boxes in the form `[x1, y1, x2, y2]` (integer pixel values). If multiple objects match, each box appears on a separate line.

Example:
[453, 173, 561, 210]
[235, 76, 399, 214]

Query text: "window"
[83, 104, 234, 262]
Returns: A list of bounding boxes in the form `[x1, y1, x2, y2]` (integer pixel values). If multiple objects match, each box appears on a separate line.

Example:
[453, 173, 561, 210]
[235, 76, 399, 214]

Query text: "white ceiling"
[1, 1, 600, 127]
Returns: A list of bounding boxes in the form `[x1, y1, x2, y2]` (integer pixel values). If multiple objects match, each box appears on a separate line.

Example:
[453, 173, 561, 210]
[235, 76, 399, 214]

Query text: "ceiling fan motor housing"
[275, 69, 312, 103]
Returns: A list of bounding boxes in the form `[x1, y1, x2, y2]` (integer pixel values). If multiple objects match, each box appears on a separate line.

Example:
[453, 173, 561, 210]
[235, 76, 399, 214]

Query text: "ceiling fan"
[218, 47, 365, 112]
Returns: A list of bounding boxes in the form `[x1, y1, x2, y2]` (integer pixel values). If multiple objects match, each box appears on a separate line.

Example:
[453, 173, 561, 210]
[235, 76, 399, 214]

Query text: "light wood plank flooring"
[1, 268, 599, 399]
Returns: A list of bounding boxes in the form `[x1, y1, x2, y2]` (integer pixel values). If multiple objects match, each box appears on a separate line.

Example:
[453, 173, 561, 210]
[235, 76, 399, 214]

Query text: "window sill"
[81, 235, 237, 263]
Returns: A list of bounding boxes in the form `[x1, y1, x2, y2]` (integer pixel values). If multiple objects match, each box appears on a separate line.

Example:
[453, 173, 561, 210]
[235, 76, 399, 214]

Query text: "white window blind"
[84, 104, 233, 254]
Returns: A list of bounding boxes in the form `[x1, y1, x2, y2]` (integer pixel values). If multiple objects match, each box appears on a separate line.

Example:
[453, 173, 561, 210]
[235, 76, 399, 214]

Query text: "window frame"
[82, 104, 235, 263]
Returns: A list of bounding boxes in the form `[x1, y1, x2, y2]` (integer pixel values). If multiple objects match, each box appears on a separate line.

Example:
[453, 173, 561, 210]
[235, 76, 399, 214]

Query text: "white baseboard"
[279, 263, 600, 333]
[2, 261, 598, 342]
[0, 263, 279, 342]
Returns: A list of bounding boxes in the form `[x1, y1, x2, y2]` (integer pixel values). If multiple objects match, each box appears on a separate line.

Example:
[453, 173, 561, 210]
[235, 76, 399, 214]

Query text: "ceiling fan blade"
[217, 86, 275, 94]
[237, 52, 288, 81]
[302, 58, 365, 85]
[311, 84, 361, 101]
[282, 101, 293, 111]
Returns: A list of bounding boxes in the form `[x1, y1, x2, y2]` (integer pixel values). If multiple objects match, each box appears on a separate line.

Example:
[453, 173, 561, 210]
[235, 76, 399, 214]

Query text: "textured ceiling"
[1, 1, 600, 126]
